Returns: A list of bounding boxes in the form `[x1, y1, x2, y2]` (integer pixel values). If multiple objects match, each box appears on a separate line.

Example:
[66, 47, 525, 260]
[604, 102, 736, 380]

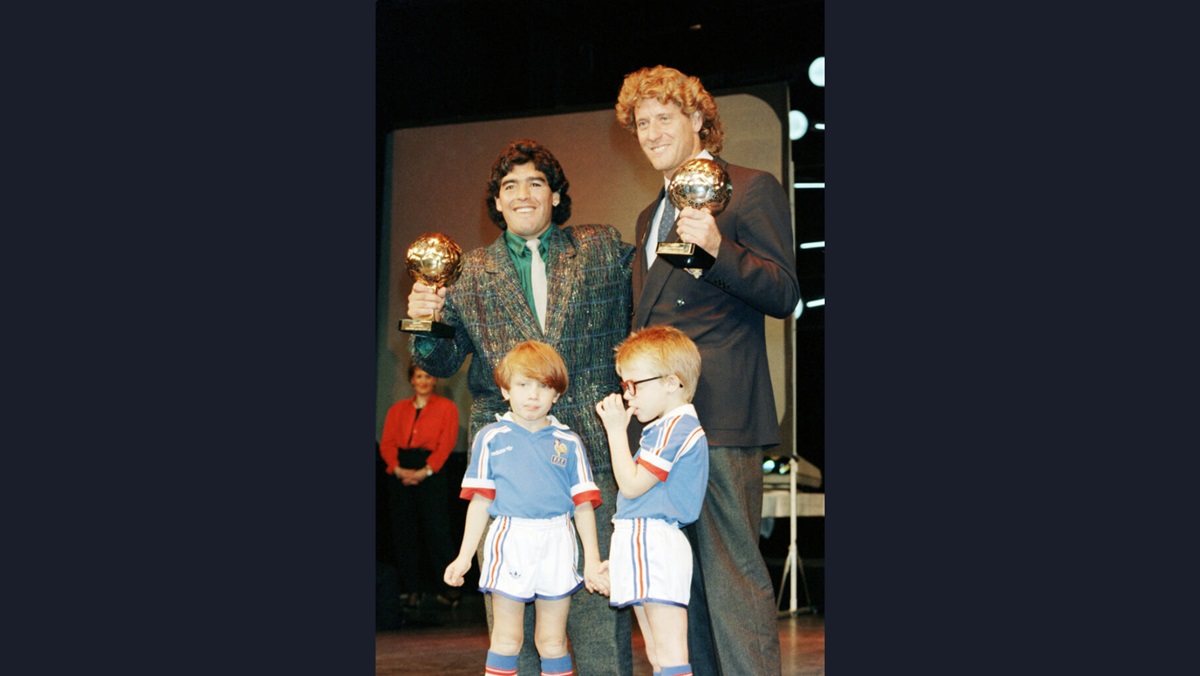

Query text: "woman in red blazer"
[379, 362, 461, 608]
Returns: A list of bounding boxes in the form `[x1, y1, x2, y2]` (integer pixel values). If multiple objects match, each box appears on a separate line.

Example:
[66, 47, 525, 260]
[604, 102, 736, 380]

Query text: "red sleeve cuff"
[460, 487, 496, 502]
[637, 457, 669, 483]
[572, 489, 602, 509]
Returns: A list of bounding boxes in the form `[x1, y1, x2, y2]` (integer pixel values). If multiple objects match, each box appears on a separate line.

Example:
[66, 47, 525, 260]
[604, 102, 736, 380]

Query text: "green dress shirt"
[503, 228, 552, 327]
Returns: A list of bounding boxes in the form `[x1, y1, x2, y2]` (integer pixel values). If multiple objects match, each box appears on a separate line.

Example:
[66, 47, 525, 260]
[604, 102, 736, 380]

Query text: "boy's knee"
[533, 635, 568, 657]
[490, 637, 523, 656]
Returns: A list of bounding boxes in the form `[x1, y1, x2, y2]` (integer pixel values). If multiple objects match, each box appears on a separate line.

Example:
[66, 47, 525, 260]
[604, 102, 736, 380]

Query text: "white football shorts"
[609, 517, 692, 608]
[479, 513, 583, 602]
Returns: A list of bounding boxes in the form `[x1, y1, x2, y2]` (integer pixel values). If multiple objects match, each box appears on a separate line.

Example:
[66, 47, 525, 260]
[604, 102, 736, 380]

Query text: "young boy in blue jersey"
[445, 340, 608, 676]
[594, 325, 707, 676]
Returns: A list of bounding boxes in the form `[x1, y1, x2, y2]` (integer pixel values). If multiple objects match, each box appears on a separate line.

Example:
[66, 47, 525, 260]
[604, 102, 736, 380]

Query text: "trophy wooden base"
[656, 242, 714, 269]
[399, 318, 457, 339]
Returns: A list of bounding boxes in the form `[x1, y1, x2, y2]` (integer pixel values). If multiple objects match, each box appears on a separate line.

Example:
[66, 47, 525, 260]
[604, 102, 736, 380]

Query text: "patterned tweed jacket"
[411, 223, 634, 473]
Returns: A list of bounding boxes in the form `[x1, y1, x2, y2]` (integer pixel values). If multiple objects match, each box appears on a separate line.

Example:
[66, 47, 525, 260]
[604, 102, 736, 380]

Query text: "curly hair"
[484, 139, 572, 230]
[614, 65, 724, 155]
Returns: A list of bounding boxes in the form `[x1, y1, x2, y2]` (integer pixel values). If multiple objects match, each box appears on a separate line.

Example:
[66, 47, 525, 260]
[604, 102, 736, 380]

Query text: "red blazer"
[379, 393, 460, 474]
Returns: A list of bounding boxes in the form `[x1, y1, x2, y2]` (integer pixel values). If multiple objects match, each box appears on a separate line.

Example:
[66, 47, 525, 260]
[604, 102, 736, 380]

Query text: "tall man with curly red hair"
[615, 65, 801, 676]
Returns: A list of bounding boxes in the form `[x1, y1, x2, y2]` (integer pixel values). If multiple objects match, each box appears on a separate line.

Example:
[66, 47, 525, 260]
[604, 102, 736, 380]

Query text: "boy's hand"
[584, 559, 610, 597]
[443, 556, 472, 587]
[595, 393, 632, 432]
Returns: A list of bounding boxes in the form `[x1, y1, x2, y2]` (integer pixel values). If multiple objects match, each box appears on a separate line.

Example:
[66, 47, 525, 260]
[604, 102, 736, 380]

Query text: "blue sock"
[539, 654, 573, 675]
[661, 665, 692, 676]
[484, 650, 518, 675]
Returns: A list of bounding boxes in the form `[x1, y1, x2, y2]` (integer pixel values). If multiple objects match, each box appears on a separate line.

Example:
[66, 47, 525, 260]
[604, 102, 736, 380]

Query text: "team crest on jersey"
[550, 439, 568, 467]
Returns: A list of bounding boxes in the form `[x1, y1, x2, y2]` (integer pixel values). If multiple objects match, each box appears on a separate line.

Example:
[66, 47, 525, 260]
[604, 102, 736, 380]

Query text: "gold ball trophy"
[399, 233, 464, 339]
[655, 157, 732, 270]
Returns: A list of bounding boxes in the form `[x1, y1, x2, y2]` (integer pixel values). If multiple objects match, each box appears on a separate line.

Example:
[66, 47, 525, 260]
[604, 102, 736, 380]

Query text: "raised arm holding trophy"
[655, 157, 731, 270]
[399, 233, 463, 339]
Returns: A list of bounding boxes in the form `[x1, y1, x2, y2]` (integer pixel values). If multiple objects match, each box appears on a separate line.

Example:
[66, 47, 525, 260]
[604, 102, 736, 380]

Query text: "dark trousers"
[685, 446, 782, 675]
[385, 470, 456, 595]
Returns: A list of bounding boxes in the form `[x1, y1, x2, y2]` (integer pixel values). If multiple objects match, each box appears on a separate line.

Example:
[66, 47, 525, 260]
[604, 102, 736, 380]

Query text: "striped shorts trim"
[479, 513, 583, 602]
[609, 517, 692, 608]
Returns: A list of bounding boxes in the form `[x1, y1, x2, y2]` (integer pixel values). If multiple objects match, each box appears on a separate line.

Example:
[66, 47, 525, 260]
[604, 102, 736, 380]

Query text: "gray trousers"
[480, 471, 633, 675]
[685, 446, 782, 675]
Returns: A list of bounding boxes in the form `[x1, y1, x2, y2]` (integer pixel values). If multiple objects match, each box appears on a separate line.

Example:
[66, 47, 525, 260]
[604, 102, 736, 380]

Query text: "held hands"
[595, 393, 632, 433]
[406, 282, 447, 320]
[584, 559, 611, 597]
[675, 206, 722, 259]
[393, 466, 425, 486]
[444, 555, 472, 587]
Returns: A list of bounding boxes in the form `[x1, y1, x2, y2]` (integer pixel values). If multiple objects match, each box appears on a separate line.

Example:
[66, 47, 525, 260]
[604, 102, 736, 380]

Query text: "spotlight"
[788, 110, 808, 140]
[808, 56, 825, 87]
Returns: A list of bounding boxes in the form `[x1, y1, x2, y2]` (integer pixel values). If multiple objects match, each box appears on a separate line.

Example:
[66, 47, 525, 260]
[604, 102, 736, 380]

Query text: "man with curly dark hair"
[406, 139, 635, 675]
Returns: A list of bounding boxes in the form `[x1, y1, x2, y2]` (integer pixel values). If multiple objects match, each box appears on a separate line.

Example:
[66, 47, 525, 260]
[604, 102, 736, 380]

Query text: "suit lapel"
[483, 237, 541, 337]
[542, 227, 576, 342]
[633, 190, 675, 329]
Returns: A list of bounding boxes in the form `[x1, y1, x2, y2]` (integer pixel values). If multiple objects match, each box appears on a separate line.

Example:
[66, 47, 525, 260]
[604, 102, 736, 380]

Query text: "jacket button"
[676, 299, 685, 306]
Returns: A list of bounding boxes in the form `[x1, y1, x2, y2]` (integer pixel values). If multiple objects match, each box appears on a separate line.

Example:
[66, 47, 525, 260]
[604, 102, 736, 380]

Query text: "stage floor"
[375, 591, 825, 675]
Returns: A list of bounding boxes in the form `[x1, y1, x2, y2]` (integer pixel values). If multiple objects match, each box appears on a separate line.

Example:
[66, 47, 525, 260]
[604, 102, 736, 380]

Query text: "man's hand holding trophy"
[655, 157, 732, 270]
[399, 233, 464, 339]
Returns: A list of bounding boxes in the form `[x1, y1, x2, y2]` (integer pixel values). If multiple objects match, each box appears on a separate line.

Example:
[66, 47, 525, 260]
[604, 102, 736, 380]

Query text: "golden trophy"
[656, 158, 732, 270]
[399, 233, 464, 339]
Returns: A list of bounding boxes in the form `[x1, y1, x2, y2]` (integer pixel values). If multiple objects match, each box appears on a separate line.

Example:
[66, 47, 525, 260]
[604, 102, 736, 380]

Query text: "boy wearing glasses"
[594, 325, 707, 676]
[445, 340, 608, 676]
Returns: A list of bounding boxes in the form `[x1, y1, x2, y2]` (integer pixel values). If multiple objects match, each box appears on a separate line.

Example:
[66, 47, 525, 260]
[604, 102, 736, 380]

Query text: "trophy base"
[656, 242, 714, 269]
[399, 318, 456, 339]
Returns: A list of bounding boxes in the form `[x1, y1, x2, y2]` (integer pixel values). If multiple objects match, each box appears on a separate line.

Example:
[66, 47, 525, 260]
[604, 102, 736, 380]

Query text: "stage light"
[809, 57, 825, 87]
[789, 110, 808, 140]
[763, 458, 777, 473]
[800, 241, 825, 249]
[806, 298, 825, 308]
[794, 182, 825, 189]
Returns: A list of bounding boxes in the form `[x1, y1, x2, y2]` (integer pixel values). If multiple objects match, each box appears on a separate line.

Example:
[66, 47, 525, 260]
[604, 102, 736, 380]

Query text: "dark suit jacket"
[633, 156, 800, 447]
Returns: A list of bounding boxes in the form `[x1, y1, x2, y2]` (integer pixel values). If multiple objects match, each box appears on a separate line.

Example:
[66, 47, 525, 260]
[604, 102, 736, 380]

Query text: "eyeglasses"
[620, 375, 665, 396]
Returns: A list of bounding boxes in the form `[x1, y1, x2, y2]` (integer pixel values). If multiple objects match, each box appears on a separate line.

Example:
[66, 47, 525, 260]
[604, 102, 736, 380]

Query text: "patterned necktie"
[657, 198, 676, 243]
[526, 238, 547, 332]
